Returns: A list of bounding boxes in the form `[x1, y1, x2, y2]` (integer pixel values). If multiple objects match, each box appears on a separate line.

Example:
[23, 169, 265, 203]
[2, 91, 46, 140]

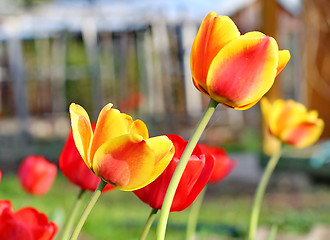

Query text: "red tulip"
[18, 155, 57, 196]
[0, 170, 2, 183]
[198, 144, 236, 184]
[134, 134, 214, 212]
[59, 124, 115, 192]
[0, 199, 58, 240]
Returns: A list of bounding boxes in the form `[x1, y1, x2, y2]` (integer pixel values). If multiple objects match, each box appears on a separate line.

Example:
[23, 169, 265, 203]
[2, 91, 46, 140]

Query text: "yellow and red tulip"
[69, 103, 175, 191]
[260, 98, 324, 148]
[190, 12, 291, 110]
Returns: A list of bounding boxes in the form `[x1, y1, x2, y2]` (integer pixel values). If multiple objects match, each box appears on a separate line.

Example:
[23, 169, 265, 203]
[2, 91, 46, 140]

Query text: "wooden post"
[51, 33, 67, 115]
[261, 0, 283, 154]
[6, 20, 30, 142]
[261, 0, 282, 101]
[82, 16, 104, 119]
[181, 22, 203, 117]
[304, 0, 330, 138]
[151, 21, 174, 117]
[135, 29, 150, 116]
[99, 32, 116, 105]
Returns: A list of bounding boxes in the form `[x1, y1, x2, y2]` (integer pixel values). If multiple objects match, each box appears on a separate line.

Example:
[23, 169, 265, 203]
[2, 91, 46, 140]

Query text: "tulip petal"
[128, 119, 149, 139]
[276, 50, 291, 76]
[191, 12, 240, 92]
[69, 103, 93, 166]
[207, 33, 279, 109]
[59, 128, 115, 193]
[90, 104, 132, 163]
[260, 98, 271, 123]
[198, 144, 236, 183]
[142, 136, 175, 186]
[0, 200, 12, 215]
[180, 154, 214, 211]
[15, 208, 49, 227]
[92, 134, 155, 191]
[223, 97, 262, 110]
[16, 208, 58, 240]
[281, 119, 324, 148]
[169, 159, 192, 211]
[0, 205, 58, 240]
[270, 100, 307, 136]
[0, 220, 34, 240]
[167, 134, 187, 158]
[134, 158, 180, 210]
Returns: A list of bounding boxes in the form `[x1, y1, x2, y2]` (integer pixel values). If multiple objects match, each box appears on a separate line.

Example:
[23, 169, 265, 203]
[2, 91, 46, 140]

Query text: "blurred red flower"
[198, 144, 236, 184]
[134, 134, 214, 212]
[0, 170, 2, 183]
[59, 124, 115, 192]
[0, 199, 58, 240]
[119, 92, 145, 113]
[18, 155, 57, 196]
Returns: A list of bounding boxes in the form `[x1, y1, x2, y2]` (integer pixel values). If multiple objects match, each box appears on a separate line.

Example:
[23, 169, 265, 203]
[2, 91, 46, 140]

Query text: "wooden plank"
[51, 33, 67, 114]
[181, 22, 203, 117]
[304, 0, 330, 138]
[82, 17, 104, 118]
[7, 23, 30, 141]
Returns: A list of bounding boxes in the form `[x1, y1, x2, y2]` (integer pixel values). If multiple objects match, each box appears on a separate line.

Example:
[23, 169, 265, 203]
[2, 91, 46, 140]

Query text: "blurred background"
[0, 0, 329, 178]
[0, 0, 330, 239]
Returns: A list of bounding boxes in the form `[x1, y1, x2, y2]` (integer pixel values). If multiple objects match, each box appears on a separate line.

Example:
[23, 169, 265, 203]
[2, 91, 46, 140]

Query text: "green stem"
[139, 208, 159, 240]
[186, 187, 206, 240]
[61, 189, 86, 240]
[266, 225, 278, 240]
[248, 147, 282, 240]
[69, 180, 107, 240]
[156, 99, 218, 240]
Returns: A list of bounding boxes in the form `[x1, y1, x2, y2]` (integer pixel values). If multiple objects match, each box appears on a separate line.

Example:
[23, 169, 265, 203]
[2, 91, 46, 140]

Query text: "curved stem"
[139, 208, 158, 240]
[248, 147, 282, 240]
[266, 225, 278, 240]
[186, 187, 206, 240]
[69, 180, 107, 240]
[156, 99, 218, 240]
[61, 189, 86, 240]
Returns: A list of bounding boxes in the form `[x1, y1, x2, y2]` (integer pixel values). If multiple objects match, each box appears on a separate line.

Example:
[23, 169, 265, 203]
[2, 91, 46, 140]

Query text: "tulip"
[248, 98, 324, 240]
[59, 124, 115, 192]
[134, 134, 214, 212]
[198, 144, 236, 183]
[0, 200, 58, 240]
[0, 170, 2, 183]
[69, 103, 175, 191]
[190, 12, 291, 110]
[260, 98, 324, 148]
[18, 155, 57, 196]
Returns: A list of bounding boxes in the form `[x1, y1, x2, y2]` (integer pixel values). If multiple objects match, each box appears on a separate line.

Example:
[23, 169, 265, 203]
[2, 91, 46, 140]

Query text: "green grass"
[2, 173, 330, 240]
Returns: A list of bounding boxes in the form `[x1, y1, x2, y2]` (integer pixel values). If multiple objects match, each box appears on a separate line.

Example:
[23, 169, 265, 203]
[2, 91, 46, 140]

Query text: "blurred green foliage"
[2, 174, 330, 239]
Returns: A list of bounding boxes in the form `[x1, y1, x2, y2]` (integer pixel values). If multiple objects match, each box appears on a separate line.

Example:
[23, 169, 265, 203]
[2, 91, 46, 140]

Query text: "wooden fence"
[0, 16, 249, 163]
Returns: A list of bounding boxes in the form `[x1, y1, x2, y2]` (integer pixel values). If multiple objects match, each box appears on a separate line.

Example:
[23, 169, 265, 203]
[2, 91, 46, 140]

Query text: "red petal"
[207, 33, 278, 109]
